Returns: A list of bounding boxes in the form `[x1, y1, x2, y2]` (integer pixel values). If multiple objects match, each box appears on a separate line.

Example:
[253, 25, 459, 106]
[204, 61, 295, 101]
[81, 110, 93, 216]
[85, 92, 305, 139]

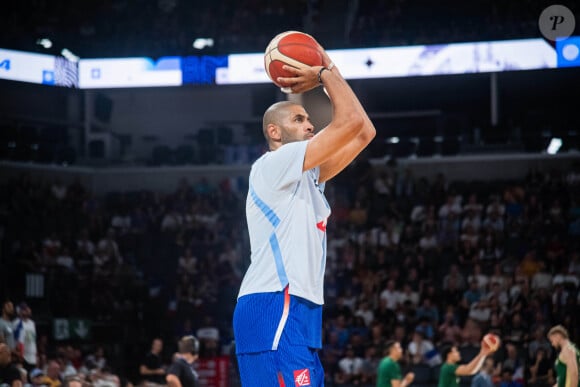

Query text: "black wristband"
[317, 67, 329, 84]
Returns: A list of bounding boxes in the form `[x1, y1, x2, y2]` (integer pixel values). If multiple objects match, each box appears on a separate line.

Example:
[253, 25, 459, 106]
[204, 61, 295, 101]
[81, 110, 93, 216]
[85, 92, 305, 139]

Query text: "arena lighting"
[61, 48, 79, 62]
[192, 38, 214, 50]
[547, 137, 563, 154]
[36, 38, 52, 49]
[387, 137, 400, 144]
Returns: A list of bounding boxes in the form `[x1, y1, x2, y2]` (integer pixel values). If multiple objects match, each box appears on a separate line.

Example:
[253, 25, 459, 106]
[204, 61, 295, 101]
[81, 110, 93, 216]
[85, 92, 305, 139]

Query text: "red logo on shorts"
[293, 369, 311, 386]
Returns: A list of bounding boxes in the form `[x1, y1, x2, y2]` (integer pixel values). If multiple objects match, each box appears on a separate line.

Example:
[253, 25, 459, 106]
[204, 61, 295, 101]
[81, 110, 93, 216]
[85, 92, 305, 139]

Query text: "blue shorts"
[236, 334, 324, 387]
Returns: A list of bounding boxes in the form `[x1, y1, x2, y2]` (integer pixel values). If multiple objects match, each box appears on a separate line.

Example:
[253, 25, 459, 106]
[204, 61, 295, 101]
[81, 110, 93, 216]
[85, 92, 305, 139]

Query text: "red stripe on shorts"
[277, 371, 286, 387]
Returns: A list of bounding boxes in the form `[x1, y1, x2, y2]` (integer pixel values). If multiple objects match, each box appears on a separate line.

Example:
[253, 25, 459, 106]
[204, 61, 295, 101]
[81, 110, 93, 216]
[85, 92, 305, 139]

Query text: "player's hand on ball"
[264, 31, 333, 94]
[277, 65, 325, 94]
[404, 372, 415, 383]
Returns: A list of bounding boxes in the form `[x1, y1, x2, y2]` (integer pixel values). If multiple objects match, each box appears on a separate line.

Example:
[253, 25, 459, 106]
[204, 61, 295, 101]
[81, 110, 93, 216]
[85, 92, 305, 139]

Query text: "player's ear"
[267, 123, 281, 142]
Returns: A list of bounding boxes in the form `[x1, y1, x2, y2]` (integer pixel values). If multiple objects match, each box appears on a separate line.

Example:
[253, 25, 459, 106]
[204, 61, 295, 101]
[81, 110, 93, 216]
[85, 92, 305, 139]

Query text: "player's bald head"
[262, 101, 299, 140]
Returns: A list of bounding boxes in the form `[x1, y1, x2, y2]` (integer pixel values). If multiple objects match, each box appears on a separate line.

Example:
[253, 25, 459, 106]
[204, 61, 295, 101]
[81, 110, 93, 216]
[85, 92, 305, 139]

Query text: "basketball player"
[547, 325, 579, 387]
[438, 344, 494, 387]
[377, 341, 415, 387]
[165, 336, 200, 387]
[232, 38, 376, 386]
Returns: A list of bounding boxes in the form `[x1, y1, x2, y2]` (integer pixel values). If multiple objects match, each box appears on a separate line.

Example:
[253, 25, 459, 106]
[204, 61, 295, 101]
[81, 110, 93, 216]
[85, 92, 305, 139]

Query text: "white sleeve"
[260, 141, 308, 190]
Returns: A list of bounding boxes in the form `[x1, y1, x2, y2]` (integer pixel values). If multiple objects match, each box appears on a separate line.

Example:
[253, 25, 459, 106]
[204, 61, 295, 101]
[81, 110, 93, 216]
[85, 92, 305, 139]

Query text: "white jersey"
[237, 141, 331, 305]
[13, 318, 37, 365]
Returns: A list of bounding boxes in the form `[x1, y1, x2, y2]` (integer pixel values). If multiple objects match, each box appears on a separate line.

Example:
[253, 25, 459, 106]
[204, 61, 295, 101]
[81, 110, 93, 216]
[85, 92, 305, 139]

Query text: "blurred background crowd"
[0, 0, 560, 58]
[1, 157, 579, 386]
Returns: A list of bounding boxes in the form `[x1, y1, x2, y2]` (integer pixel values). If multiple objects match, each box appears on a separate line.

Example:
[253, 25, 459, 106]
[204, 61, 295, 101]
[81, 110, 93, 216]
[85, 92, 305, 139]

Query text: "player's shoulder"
[562, 343, 578, 358]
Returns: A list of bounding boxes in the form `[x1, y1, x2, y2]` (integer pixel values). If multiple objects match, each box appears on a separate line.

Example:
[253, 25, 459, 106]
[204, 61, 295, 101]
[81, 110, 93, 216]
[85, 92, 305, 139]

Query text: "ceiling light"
[192, 38, 214, 50]
[36, 38, 52, 49]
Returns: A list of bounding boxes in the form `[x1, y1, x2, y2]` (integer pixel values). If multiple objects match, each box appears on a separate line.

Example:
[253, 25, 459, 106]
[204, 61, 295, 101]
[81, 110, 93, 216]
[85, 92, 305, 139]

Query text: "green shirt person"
[438, 341, 495, 387]
[548, 325, 580, 387]
[377, 341, 414, 387]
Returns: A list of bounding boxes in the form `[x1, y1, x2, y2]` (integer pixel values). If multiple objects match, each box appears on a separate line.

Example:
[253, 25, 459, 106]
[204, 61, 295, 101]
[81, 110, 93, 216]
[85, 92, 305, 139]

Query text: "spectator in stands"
[30, 368, 47, 386]
[499, 367, 523, 387]
[88, 365, 121, 387]
[12, 302, 37, 373]
[503, 313, 528, 347]
[359, 346, 379, 385]
[177, 248, 197, 277]
[354, 300, 375, 327]
[84, 346, 107, 371]
[468, 264, 489, 293]
[58, 349, 78, 379]
[398, 284, 419, 309]
[527, 326, 552, 360]
[418, 226, 438, 252]
[0, 343, 22, 387]
[443, 265, 466, 292]
[196, 316, 220, 358]
[439, 309, 462, 345]
[460, 224, 480, 249]
[438, 211, 461, 249]
[337, 345, 364, 385]
[50, 179, 67, 201]
[416, 298, 439, 328]
[439, 195, 462, 219]
[0, 301, 15, 352]
[139, 338, 165, 385]
[43, 359, 63, 387]
[468, 299, 492, 325]
[486, 194, 505, 217]
[483, 210, 505, 235]
[161, 207, 183, 233]
[489, 263, 508, 291]
[531, 261, 552, 291]
[499, 342, 525, 384]
[567, 251, 580, 275]
[464, 193, 484, 215]
[462, 280, 484, 309]
[55, 247, 75, 273]
[380, 280, 400, 311]
[97, 228, 123, 264]
[527, 347, 553, 387]
[110, 207, 132, 235]
[407, 330, 439, 367]
[76, 229, 95, 257]
[462, 209, 482, 233]
[42, 233, 62, 264]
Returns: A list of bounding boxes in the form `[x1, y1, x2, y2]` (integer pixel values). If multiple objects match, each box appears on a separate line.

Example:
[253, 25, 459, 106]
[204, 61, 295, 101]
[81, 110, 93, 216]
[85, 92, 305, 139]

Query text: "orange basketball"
[482, 333, 500, 352]
[264, 31, 323, 88]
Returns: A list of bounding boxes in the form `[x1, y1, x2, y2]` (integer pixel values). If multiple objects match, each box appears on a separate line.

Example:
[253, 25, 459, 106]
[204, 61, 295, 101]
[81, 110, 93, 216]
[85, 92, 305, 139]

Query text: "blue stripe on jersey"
[249, 185, 280, 227]
[249, 185, 288, 287]
[269, 233, 289, 288]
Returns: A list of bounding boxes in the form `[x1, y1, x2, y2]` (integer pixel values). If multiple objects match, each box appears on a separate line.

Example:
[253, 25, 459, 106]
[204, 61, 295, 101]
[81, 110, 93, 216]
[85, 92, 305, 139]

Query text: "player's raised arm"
[276, 45, 374, 177]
